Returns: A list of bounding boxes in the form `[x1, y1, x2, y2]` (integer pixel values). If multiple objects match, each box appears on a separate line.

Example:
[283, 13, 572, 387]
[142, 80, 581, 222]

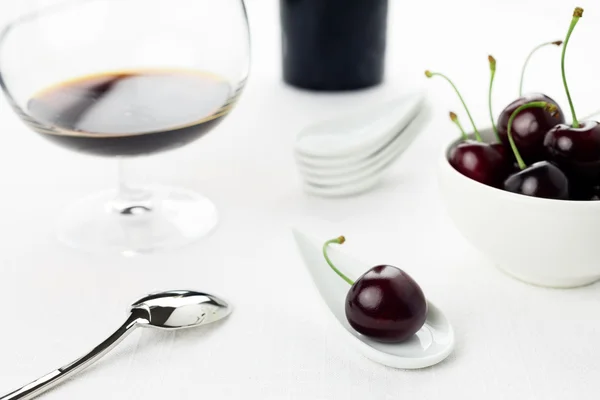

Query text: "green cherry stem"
[450, 112, 468, 140]
[323, 237, 354, 286]
[561, 7, 583, 128]
[519, 40, 562, 97]
[507, 101, 559, 170]
[425, 70, 482, 142]
[488, 55, 500, 141]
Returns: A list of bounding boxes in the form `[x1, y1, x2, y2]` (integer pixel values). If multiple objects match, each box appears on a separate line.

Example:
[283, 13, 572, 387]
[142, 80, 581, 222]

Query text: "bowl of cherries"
[434, 8, 600, 288]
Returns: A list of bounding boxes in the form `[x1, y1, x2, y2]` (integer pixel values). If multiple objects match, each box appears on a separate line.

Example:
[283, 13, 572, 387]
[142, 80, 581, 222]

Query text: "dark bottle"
[280, 0, 388, 91]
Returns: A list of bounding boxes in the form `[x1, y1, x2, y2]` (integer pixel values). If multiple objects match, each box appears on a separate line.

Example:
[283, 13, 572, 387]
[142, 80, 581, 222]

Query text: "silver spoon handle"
[1, 311, 146, 400]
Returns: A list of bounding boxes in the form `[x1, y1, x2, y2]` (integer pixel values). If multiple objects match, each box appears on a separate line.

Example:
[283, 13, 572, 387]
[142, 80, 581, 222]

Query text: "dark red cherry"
[449, 140, 509, 187]
[490, 142, 519, 172]
[490, 142, 507, 159]
[323, 238, 428, 343]
[589, 185, 600, 201]
[544, 121, 600, 184]
[503, 161, 569, 200]
[497, 93, 565, 164]
[345, 265, 428, 343]
[569, 182, 600, 201]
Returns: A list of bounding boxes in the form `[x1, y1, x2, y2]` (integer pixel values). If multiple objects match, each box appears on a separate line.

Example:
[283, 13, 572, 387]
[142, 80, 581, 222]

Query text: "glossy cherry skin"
[503, 161, 569, 200]
[569, 183, 600, 201]
[588, 185, 600, 201]
[497, 93, 565, 164]
[490, 142, 508, 159]
[449, 140, 510, 187]
[491, 142, 519, 173]
[544, 121, 600, 184]
[345, 265, 428, 343]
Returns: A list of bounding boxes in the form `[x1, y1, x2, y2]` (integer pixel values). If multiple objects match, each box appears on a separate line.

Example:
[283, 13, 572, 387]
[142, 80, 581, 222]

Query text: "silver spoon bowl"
[1, 290, 231, 400]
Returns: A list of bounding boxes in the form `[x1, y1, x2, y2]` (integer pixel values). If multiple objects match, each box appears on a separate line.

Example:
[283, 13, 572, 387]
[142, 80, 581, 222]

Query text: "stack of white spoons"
[294, 92, 426, 197]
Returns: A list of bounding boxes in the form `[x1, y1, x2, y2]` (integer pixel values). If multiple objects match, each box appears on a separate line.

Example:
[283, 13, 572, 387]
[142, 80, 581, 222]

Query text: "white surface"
[292, 228, 454, 369]
[439, 129, 600, 288]
[1, 0, 600, 399]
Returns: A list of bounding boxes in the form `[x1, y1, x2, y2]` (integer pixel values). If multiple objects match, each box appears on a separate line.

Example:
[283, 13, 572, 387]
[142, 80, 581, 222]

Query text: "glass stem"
[111, 158, 153, 215]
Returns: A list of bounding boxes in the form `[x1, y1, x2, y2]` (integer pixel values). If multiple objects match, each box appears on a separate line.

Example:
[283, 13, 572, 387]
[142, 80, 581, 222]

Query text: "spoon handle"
[0, 310, 148, 400]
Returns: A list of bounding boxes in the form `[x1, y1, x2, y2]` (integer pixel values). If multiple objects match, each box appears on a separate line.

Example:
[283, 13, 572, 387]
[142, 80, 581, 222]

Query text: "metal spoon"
[1, 290, 232, 400]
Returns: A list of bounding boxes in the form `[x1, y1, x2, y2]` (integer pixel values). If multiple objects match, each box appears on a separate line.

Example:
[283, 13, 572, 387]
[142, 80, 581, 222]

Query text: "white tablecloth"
[1, 0, 600, 399]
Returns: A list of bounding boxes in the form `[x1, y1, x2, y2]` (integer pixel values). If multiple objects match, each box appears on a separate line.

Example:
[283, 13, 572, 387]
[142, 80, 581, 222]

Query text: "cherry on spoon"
[291, 228, 454, 369]
[323, 236, 428, 343]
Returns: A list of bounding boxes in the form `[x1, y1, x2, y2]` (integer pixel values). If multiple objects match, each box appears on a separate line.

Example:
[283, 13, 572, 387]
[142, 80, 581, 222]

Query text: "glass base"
[57, 185, 218, 256]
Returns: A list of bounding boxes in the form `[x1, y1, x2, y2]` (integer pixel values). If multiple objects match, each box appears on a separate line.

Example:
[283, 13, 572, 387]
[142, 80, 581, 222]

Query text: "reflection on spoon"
[1, 290, 231, 400]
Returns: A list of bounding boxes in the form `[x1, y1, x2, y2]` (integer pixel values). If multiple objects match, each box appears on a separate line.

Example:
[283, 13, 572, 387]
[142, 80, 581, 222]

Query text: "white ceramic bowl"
[438, 129, 600, 288]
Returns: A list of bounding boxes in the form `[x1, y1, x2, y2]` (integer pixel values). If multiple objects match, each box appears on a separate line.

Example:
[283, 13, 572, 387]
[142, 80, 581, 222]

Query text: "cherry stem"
[561, 7, 583, 128]
[519, 40, 562, 97]
[425, 70, 482, 142]
[449, 112, 467, 140]
[507, 101, 558, 170]
[488, 55, 500, 141]
[323, 237, 354, 286]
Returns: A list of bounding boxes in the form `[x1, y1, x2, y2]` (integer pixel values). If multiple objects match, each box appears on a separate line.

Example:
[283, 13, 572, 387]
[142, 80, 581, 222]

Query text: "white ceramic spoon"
[301, 174, 382, 198]
[299, 145, 406, 198]
[295, 119, 411, 170]
[294, 92, 425, 161]
[296, 110, 419, 171]
[291, 228, 454, 369]
[296, 118, 422, 186]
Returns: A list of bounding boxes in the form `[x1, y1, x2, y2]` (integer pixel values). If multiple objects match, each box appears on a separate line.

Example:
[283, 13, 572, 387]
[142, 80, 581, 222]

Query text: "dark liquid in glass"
[281, 0, 388, 91]
[26, 69, 234, 157]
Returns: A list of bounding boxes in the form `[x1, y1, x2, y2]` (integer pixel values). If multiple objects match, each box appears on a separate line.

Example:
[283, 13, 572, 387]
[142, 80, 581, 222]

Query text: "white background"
[1, 0, 600, 399]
